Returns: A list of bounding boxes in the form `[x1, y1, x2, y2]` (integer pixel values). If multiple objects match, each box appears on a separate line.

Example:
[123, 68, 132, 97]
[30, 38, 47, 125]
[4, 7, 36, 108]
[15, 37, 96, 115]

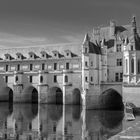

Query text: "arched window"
[125, 59, 128, 73]
[138, 59, 140, 74]
[40, 76, 43, 83]
[131, 58, 134, 74]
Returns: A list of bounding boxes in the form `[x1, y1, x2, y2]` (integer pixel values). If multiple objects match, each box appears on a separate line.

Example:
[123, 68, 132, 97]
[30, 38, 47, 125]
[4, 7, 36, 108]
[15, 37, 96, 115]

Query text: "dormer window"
[16, 52, 25, 60]
[64, 50, 77, 58]
[52, 50, 63, 58]
[28, 52, 39, 59]
[5, 54, 13, 60]
[40, 51, 50, 59]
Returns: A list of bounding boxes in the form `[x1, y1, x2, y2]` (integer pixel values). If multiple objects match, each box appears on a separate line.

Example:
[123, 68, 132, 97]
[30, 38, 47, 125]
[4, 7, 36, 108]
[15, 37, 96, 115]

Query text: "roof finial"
[131, 15, 137, 34]
[83, 33, 90, 44]
[101, 38, 106, 46]
[132, 15, 136, 25]
[124, 36, 129, 45]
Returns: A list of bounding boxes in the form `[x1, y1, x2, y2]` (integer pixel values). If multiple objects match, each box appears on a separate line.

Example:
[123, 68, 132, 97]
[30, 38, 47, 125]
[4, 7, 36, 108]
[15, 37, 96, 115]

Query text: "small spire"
[131, 15, 137, 34]
[132, 15, 136, 25]
[110, 20, 116, 27]
[83, 33, 90, 44]
[124, 37, 129, 45]
[101, 38, 106, 46]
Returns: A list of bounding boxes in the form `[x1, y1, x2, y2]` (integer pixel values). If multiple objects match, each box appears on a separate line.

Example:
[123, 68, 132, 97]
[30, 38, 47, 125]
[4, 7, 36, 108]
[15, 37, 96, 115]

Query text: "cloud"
[0, 32, 52, 48]
[60, 34, 84, 43]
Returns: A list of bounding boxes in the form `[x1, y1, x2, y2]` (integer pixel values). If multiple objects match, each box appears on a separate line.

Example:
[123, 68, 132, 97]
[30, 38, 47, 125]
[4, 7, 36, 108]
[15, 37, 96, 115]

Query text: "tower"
[101, 38, 107, 82]
[123, 16, 140, 84]
[110, 20, 116, 38]
[81, 33, 101, 108]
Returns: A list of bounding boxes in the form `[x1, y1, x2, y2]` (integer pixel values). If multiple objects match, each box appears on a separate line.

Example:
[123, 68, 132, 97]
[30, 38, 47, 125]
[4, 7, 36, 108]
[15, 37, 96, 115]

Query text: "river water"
[0, 103, 139, 140]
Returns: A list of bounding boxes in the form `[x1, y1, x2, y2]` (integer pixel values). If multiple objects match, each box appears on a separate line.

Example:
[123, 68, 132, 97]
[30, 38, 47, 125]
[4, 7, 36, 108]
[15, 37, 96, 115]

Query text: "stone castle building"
[0, 16, 139, 109]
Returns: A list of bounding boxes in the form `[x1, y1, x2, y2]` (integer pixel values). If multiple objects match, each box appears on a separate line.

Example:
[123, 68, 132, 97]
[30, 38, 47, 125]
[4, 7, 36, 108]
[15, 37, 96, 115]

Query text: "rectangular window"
[40, 76, 43, 83]
[15, 76, 18, 82]
[131, 45, 133, 51]
[85, 61, 88, 67]
[54, 63, 57, 70]
[29, 123, 32, 130]
[66, 62, 69, 70]
[64, 127, 67, 134]
[115, 73, 119, 82]
[54, 75, 57, 83]
[53, 125, 56, 132]
[5, 76, 8, 83]
[17, 64, 20, 71]
[85, 48, 88, 53]
[91, 61, 93, 67]
[116, 59, 122, 66]
[65, 75, 68, 82]
[29, 76, 32, 83]
[6, 65, 8, 72]
[30, 64, 33, 71]
[115, 73, 123, 82]
[42, 63, 45, 70]
[85, 76, 88, 82]
[91, 76, 93, 82]
[120, 73, 123, 82]
[116, 44, 121, 52]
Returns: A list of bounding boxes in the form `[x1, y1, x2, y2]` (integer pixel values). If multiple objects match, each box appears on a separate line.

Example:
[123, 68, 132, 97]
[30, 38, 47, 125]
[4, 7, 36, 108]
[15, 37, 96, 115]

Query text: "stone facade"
[0, 16, 140, 108]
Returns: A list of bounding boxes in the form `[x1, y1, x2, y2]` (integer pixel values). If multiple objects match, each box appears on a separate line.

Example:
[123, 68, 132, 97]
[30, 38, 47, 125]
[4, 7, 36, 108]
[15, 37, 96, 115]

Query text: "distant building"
[0, 16, 139, 108]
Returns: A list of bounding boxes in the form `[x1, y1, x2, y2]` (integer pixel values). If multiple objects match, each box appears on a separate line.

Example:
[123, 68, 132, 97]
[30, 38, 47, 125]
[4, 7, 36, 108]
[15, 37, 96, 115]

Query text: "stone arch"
[72, 88, 81, 105]
[49, 87, 63, 104]
[0, 87, 13, 103]
[99, 88, 124, 110]
[23, 86, 38, 103]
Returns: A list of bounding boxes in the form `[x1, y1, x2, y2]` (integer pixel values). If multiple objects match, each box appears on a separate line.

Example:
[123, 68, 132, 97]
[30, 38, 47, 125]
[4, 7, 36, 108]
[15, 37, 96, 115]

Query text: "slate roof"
[89, 41, 101, 54]
[0, 43, 82, 60]
[93, 23, 140, 50]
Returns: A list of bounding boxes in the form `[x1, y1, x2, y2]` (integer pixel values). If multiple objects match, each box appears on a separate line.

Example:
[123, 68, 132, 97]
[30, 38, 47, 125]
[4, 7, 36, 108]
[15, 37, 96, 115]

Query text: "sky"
[0, 0, 140, 48]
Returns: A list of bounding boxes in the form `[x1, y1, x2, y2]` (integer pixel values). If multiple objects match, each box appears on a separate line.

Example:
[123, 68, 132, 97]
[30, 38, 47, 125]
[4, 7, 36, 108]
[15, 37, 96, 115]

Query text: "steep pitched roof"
[89, 41, 101, 54]
[134, 34, 140, 50]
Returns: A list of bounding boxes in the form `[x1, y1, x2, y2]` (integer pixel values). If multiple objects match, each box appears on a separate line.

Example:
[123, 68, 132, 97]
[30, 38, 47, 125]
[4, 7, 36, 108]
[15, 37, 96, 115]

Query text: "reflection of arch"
[24, 86, 38, 103]
[49, 87, 63, 104]
[31, 104, 38, 116]
[99, 110, 124, 129]
[99, 89, 124, 110]
[48, 105, 62, 121]
[0, 87, 13, 102]
[9, 88, 13, 103]
[0, 103, 13, 120]
[14, 104, 38, 121]
[99, 110, 123, 139]
[72, 88, 81, 105]
[72, 106, 81, 121]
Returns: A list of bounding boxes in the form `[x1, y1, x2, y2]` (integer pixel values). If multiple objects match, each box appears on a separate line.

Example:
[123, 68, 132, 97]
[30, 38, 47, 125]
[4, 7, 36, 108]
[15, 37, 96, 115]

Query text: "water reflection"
[0, 103, 124, 140]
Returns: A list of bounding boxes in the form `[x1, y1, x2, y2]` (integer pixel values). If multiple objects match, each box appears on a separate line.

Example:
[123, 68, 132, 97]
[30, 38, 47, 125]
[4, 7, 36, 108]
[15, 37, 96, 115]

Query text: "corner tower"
[81, 33, 102, 108]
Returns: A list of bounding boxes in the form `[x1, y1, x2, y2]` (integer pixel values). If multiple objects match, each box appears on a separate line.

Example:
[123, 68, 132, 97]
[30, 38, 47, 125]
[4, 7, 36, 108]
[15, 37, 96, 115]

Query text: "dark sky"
[0, 0, 139, 47]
